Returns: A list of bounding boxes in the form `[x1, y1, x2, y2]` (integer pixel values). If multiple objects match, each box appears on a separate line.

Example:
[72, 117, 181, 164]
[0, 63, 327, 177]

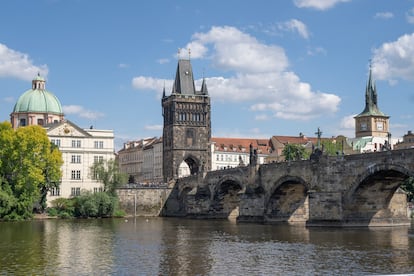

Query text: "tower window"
[186, 129, 195, 146]
[19, 119, 26, 126]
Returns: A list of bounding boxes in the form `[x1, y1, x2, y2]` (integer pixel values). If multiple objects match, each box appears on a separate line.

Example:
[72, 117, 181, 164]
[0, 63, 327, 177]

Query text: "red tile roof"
[211, 137, 271, 154]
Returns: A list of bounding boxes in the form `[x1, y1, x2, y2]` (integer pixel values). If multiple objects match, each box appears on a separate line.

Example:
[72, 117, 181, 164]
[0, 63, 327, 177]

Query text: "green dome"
[13, 77, 63, 114]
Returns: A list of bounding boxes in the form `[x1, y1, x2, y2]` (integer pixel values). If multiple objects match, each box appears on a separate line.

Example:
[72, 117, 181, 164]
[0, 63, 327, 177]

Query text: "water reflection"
[0, 218, 413, 275]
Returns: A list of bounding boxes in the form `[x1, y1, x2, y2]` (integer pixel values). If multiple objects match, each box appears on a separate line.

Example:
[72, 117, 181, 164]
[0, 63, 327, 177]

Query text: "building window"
[72, 140, 81, 148]
[71, 170, 81, 180]
[50, 187, 60, 196]
[19, 119, 26, 126]
[37, 118, 44, 126]
[94, 156, 104, 163]
[94, 141, 104, 149]
[71, 187, 81, 196]
[51, 139, 61, 147]
[71, 155, 81, 163]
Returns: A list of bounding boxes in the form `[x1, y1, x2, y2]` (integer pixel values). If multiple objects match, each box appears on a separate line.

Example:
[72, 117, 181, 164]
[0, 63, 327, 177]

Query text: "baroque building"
[161, 58, 211, 181]
[10, 74, 115, 204]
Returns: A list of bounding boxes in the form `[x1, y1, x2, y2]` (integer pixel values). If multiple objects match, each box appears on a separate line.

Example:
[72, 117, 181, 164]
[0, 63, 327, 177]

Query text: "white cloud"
[406, 8, 414, 24]
[307, 46, 327, 56]
[144, 124, 163, 131]
[191, 26, 289, 73]
[374, 12, 394, 20]
[132, 26, 341, 121]
[63, 105, 104, 120]
[132, 77, 173, 97]
[118, 63, 129, 68]
[278, 19, 310, 39]
[340, 114, 356, 129]
[157, 58, 170, 64]
[372, 32, 414, 82]
[293, 0, 351, 10]
[255, 114, 270, 121]
[3, 96, 14, 103]
[0, 43, 48, 81]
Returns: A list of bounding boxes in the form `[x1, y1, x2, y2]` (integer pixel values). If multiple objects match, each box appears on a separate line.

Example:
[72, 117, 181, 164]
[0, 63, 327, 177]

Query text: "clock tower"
[354, 65, 389, 138]
[162, 58, 211, 182]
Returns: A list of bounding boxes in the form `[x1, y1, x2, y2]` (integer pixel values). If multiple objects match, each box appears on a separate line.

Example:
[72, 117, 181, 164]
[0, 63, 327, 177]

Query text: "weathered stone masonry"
[160, 148, 414, 227]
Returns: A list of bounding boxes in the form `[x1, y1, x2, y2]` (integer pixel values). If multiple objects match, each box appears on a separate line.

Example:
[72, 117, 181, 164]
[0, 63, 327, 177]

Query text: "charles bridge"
[148, 148, 414, 227]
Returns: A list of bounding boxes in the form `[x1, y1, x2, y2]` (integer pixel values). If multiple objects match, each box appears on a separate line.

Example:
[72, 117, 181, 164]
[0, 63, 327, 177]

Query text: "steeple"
[354, 62, 390, 139]
[357, 64, 385, 117]
[162, 82, 166, 98]
[200, 77, 208, 95]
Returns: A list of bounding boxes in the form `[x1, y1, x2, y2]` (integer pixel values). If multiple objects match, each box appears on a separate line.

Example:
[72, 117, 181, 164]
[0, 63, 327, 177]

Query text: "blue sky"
[1, 0, 414, 150]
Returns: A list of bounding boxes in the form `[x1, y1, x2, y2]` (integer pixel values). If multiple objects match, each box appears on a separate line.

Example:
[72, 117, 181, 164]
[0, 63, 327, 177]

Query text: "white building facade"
[46, 121, 115, 200]
[10, 75, 115, 205]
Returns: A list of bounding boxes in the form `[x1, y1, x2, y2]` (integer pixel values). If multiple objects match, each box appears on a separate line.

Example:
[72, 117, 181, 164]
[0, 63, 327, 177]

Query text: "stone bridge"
[161, 148, 414, 227]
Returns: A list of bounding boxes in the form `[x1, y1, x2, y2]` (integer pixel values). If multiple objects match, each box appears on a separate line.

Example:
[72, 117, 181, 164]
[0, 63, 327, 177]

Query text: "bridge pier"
[160, 149, 414, 227]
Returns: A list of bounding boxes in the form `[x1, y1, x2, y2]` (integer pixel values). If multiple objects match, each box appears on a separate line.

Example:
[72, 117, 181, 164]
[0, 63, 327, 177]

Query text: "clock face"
[377, 122, 383, 131]
[360, 122, 367, 131]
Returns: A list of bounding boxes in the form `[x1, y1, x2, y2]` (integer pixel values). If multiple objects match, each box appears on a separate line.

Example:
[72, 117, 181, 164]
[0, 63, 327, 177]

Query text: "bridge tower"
[161, 57, 211, 182]
[354, 64, 390, 138]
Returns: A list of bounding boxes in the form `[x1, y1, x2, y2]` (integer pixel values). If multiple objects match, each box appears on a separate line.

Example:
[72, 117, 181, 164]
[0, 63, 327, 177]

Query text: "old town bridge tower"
[162, 58, 211, 182]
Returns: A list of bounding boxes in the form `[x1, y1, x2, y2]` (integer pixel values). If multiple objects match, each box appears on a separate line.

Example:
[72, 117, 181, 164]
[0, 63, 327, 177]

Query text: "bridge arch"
[264, 175, 309, 224]
[344, 163, 412, 225]
[177, 154, 200, 177]
[210, 175, 244, 219]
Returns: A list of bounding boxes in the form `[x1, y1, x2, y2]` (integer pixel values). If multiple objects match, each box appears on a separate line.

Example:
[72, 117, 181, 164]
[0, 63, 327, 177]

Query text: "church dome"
[13, 74, 63, 114]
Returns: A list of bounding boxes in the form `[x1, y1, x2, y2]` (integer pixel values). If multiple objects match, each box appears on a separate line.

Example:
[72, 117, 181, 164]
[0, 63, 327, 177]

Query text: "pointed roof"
[355, 65, 388, 118]
[200, 78, 208, 95]
[172, 59, 196, 95]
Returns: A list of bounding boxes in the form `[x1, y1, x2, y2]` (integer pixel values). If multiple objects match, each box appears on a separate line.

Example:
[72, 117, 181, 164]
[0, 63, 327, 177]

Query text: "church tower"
[354, 65, 389, 138]
[162, 57, 211, 181]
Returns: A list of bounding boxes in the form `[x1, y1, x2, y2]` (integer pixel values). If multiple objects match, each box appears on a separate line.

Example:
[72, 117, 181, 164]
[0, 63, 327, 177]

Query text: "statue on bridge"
[249, 143, 258, 166]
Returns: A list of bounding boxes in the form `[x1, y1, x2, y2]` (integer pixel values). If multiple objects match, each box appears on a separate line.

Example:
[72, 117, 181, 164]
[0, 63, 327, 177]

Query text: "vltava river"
[0, 218, 413, 275]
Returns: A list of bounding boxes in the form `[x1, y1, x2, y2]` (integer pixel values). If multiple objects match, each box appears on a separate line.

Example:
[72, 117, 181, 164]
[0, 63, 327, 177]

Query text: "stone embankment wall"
[117, 187, 172, 216]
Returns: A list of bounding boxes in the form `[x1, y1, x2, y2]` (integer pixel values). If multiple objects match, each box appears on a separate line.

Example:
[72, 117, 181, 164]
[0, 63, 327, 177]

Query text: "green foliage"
[0, 122, 63, 220]
[401, 177, 414, 202]
[74, 192, 117, 218]
[321, 139, 344, 156]
[113, 209, 126, 217]
[49, 197, 75, 218]
[282, 143, 310, 161]
[90, 159, 127, 195]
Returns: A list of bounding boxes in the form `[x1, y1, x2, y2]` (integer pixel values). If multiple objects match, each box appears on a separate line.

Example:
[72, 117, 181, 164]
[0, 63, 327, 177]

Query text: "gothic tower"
[354, 65, 389, 138]
[162, 58, 211, 181]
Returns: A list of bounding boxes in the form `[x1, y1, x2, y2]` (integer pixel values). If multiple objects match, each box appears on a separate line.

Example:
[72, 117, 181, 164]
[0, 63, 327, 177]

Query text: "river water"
[0, 218, 413, 275]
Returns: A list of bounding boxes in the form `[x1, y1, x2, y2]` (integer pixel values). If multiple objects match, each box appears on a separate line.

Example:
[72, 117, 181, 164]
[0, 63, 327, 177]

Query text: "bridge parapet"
[163, 149, 414, 226]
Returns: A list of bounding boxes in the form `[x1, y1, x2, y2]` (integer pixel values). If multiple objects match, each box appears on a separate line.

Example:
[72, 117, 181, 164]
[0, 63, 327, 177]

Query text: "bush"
[74, 192, 117, 218]
[50, 197, 75, 218]
[46, 207, 58, 217]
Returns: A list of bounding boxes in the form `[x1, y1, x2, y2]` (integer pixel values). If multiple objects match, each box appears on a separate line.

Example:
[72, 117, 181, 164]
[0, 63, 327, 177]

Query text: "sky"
[1, 0, 414, 150]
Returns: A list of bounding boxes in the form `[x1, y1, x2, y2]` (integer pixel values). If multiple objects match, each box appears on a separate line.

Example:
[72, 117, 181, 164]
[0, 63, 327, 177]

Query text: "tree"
[90, 159, 127, 196]
[282, 143, 310, 161]
[401, 177, 414, 202]
[321, 139, 343, 156]
[0, 122, 62, 219]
